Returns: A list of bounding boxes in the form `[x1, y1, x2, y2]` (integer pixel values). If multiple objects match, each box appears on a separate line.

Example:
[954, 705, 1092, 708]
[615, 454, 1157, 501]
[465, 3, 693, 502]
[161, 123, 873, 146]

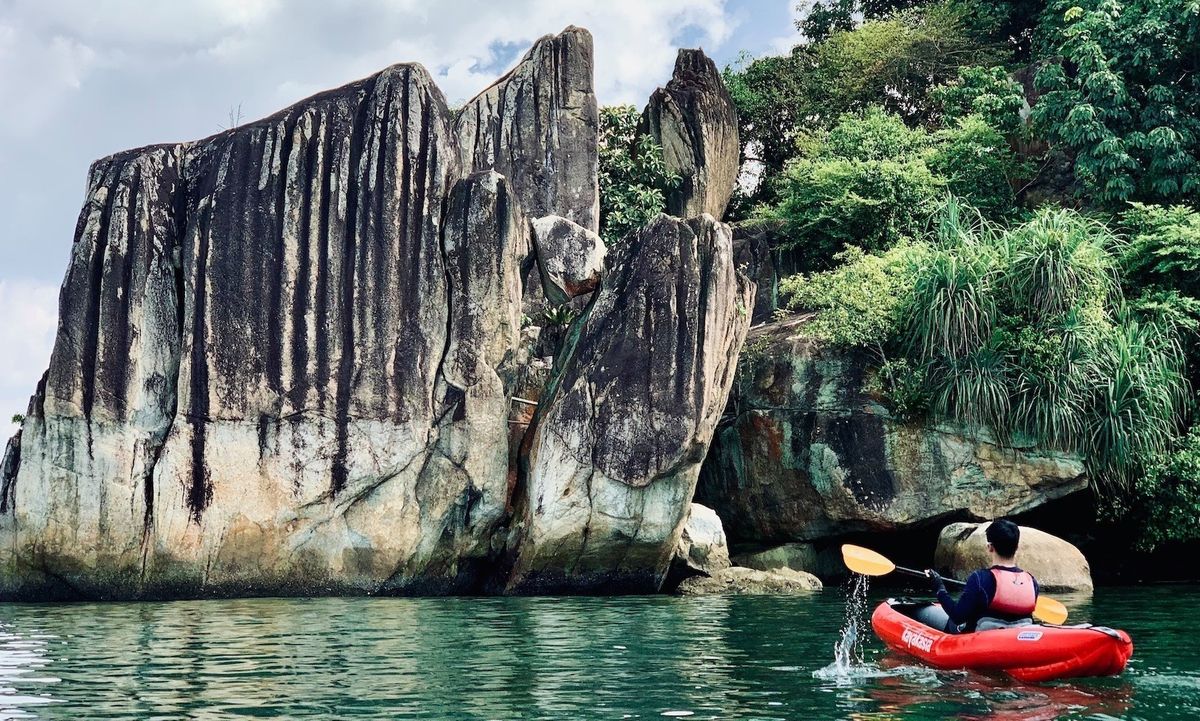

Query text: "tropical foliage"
[597, 105, 680, 245]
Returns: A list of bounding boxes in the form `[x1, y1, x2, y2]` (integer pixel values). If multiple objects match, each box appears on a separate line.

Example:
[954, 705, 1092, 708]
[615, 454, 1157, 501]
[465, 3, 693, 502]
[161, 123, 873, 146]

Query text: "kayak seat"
[976, 616, 1035, 632]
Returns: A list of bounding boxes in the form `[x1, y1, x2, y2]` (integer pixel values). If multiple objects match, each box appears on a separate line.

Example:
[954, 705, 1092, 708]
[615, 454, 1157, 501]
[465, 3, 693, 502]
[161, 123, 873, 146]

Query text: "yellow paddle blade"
[1034, 596, 1069, 625]
[841, 544, 896, 577]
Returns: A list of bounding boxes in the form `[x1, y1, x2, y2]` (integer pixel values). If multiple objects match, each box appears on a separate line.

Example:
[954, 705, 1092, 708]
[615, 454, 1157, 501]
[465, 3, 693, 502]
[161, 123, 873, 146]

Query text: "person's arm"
[936, 572, 989, 626]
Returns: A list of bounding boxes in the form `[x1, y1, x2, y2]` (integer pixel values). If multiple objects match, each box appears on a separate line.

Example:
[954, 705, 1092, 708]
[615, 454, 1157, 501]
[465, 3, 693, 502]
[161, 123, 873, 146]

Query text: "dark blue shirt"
[937, 565, 1040, 631]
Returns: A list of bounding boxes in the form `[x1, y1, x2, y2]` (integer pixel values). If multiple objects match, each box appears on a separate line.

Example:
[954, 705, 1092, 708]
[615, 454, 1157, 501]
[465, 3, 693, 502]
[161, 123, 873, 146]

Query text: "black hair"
[987, 519, 1021, 558]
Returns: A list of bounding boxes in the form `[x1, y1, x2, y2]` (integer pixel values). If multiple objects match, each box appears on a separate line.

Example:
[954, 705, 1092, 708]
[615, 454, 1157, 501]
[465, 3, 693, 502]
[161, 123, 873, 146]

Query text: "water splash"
[813, 574, 889, 681]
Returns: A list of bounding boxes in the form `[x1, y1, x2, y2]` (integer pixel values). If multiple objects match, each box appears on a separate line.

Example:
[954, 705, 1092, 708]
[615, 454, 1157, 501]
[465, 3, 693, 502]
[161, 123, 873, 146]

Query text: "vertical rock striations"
[0, 28, 755, 599]
[508, 215, 754, 593]
[642, 49, 740, 220]
[456, 27, 600, 233]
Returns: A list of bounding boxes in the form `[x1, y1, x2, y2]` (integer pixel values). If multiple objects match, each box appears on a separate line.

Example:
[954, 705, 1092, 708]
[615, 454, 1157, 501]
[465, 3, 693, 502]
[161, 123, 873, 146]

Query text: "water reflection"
[0, 588, 1192, 719]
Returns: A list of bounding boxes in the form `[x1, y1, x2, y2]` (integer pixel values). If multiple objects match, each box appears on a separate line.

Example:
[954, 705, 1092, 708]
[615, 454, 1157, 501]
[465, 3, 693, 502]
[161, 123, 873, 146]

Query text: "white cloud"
[0, 279, 59, 423]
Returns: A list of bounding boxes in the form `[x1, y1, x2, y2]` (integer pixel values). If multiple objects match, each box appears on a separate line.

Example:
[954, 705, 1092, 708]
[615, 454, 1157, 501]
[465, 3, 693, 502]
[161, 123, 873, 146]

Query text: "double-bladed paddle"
[841, 543, 1069, 625]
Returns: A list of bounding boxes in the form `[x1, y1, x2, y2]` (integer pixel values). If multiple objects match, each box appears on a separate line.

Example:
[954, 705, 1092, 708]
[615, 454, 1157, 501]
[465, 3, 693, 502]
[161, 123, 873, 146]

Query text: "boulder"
[530, 215, 606, 306]
[731, 542, 844, 580]
[508, 214, 754, 593]
[675, 566, 822, 596]
[696, 315, 1089, 545]
[674, 503, 731, 576]
[642, 49, 740, 220]
[935, 522, 1094, 592]
[456, 26, 599, 232]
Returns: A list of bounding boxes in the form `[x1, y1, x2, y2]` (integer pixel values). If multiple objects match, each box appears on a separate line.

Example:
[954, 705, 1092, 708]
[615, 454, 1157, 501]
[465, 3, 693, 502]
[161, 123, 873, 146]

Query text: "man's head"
[986, 519, 1021, 562]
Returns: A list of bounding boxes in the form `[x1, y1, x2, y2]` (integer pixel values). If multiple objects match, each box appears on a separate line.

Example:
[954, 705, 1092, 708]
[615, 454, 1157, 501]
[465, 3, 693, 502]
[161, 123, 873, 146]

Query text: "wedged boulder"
[935, 522, 1094, 592]
[673, 503, 731, 576]
[642, 49, 740, 220]
[675, 566, 822, 596]
[530, 215, 606, 306]
[456, 26, 599, 232]
[508, 214, 754, 593]
[696, 315, 1089, 545]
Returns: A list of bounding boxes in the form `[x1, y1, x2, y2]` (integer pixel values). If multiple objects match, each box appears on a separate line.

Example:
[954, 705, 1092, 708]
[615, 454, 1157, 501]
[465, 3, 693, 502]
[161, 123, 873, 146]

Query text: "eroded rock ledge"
[0, 29, 750, 599]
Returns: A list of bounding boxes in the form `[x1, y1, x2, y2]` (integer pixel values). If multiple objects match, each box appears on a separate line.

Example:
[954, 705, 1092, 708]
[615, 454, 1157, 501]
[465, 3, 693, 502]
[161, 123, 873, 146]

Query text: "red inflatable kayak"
[871, 599, 1133, 682]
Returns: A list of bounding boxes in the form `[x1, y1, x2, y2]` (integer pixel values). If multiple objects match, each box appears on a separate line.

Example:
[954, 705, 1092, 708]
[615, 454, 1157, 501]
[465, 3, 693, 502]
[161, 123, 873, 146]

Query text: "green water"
[0, 585, 1195, 720]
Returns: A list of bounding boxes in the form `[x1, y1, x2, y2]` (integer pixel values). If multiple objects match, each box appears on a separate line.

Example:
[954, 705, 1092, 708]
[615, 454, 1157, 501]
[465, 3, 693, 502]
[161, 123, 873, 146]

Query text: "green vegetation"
[9, 414, 22, 426]
[597, 105, 680, 245]
[726, 0, 1199, 547]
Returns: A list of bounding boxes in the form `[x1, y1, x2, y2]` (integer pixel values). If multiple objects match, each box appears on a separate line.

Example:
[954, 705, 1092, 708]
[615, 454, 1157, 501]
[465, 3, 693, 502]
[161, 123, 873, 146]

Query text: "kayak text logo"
[902, 627, 934, 652]
[1017, 631, 1043, 641]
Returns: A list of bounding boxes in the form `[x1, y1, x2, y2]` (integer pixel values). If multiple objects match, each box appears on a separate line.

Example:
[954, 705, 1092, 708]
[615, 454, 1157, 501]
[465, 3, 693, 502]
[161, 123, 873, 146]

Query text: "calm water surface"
[0, 585, 1195, 720]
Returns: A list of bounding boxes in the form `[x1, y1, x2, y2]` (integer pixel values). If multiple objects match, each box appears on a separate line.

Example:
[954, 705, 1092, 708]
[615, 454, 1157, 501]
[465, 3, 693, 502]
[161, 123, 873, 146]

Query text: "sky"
[0, 0, 806, 423]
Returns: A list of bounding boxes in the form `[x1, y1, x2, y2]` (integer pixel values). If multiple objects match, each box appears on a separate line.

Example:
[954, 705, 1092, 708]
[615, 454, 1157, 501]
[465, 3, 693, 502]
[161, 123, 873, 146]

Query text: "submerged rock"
[642, 49, 740, 220]
[508, 214, 754, 593]
[673, 503, 731, 576]
[696, 314, 1089, 545]
[675, 566, 822, 595]
[935, 522, 1094, 592]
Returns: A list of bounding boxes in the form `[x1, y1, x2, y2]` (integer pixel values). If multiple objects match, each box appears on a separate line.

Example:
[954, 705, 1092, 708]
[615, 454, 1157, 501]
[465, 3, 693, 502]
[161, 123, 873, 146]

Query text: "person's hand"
[925, 569, 946, 594]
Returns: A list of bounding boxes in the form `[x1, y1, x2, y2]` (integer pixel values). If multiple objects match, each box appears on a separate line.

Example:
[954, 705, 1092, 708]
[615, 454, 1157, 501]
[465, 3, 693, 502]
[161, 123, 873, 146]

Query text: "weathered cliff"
[0, 31, 751, 599]
[697, 314, 1089, 546]
[509, 215, 753, 592]
[642, 49, 740, 220]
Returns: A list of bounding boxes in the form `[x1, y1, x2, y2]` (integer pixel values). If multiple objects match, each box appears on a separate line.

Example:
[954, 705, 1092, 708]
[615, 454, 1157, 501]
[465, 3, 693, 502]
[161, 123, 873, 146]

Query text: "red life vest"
[988, 568, 1037, 616]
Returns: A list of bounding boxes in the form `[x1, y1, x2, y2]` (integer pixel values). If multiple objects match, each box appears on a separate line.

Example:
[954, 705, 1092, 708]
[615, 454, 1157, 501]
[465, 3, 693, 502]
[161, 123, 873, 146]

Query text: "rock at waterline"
[935, 522, 1094, 593]
[696, 314, 1089, 545]
[508, 214, 754, 593]
[0, 26, 752, 600]
[731, 542, 845, 580]
[673, 503, 731, 577]
[675, 566, 823, 596]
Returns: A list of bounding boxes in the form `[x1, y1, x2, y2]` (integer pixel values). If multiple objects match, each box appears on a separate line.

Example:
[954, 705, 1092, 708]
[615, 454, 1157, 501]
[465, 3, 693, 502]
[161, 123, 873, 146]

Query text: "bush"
[1126, 426, 1200, 551]
[928, 115, 1027, 218]
[598, 105, 680, 245]
[932, 66, 1026, 135]
[780, 243, 928, 348]
[768, 109, 943, 267]
[1033, 0, 1200, 205]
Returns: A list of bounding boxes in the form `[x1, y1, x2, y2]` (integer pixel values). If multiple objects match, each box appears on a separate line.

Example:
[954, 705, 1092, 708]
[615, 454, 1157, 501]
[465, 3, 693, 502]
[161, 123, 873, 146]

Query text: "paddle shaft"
[893, 564, 966, 587]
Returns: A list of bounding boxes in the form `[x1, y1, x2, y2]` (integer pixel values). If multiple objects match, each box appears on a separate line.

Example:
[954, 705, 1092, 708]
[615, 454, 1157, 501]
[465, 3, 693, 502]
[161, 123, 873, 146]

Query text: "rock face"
[935, 522, 1094, 592]
[530, 215, 606, 306]
[508, 215, 753, 593]
[456, 26, 599, 233]
[696, 315, 1089, 545]
[673, 503, 731, 576]
[642, 49, 740, 220]
[0, 28, 752, 599]
[675, 566, 822, 596]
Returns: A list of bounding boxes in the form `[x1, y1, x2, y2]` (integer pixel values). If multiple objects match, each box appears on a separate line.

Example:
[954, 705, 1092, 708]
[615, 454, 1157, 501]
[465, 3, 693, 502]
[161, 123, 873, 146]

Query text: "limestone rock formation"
[675, 566, 822, 595]
[935, 522, 1094, 592]
[696, 314, 1089, 545]
[642, 49, 740, 220]
[0, 27, 753, 599]
[673, 503, 731, 576]
[456, 26, 600, 232]
[530, 215, 606, 306]
[732, 224, 777, 325]
[508, 214, 754, 593]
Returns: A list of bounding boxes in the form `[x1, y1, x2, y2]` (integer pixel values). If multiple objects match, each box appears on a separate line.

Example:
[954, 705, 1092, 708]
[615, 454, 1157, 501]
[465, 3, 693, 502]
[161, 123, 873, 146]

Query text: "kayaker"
[923, 520, 1040, 633]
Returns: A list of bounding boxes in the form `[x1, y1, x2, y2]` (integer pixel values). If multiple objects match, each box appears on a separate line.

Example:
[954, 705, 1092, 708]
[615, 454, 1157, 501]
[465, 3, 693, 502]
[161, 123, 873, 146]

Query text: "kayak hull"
[871, 599, 1133, 682]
